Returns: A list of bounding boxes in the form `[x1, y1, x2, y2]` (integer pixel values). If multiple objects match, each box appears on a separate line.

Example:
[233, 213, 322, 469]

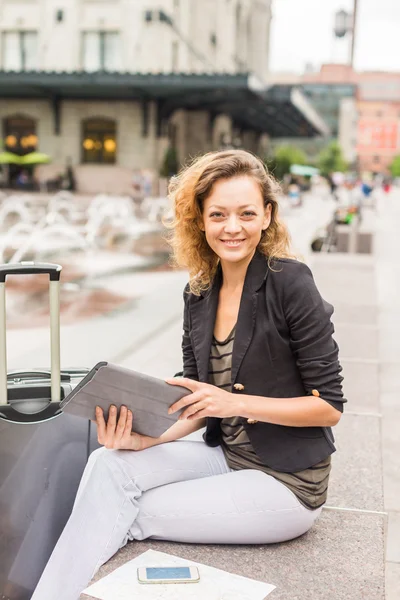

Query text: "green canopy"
[290, 164, 319, 177]
[0, 152, 21, 164]
[20, 152, 51, 165]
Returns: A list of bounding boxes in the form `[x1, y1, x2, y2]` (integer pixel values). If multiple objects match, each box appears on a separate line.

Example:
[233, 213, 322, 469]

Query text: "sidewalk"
[79, 194, 400, 599]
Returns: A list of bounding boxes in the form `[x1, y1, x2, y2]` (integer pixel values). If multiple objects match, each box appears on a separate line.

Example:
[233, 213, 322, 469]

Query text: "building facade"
[303, 64, 400, 173]
[0, 0, 272, 80]
[355, 72, 400, 174]
[0, 0, 274, 192]
[0, 0, 328, 193]
[271, 64, 400, 174]
[270, 65, 357, 165]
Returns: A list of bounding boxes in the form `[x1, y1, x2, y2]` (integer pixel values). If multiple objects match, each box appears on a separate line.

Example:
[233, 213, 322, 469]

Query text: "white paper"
[82, 549, 276, 600]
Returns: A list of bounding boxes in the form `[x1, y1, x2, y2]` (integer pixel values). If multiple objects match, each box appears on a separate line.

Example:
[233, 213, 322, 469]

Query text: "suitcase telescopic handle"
[0, 262, 62, 409]
[0, 262, 62, 282]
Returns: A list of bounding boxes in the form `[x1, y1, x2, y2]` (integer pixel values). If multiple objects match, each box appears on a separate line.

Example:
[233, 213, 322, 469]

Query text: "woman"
[32, 150, 345, 600]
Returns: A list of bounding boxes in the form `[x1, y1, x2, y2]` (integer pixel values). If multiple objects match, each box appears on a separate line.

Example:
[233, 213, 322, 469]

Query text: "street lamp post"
[333, 0, 359, 67]
[350, 0, 359, 68]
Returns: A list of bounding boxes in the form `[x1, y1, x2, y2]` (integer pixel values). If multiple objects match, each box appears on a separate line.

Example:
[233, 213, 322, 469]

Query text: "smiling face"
[200, 175, 271, 267]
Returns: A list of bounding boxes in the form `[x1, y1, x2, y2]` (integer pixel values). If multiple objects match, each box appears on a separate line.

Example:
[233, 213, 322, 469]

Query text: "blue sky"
[269, 0, 400, 73]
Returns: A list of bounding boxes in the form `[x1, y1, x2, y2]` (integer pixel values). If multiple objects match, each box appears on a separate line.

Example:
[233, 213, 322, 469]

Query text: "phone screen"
[145, 567, 192, 580]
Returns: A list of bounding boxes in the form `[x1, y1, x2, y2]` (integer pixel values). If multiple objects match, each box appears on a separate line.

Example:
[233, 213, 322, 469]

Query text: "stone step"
[81, 511, 386, 600]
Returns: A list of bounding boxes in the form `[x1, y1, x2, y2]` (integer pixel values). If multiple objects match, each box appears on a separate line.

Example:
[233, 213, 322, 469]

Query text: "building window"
[2, 31, 38, 71]
[246, 15, 252, 66]
[3, 115, 38, 155]
[82, 32, 122, 72]
[234, 3, 248, 70]
[171, 40, 179, 72]
[82, 118, 117, 164]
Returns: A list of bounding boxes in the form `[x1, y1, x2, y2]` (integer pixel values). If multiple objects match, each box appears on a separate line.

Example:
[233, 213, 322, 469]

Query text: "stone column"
[241, 130, 259, 154]
[182, 110, 212, 160]
[212, 114, 233, 150]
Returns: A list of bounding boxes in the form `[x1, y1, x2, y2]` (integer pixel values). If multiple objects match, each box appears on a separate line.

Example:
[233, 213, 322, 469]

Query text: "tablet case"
[60, 362, 191, 438]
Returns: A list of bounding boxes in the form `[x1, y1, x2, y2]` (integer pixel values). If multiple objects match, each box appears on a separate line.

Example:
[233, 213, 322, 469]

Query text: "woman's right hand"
[95, 405, 147, 451]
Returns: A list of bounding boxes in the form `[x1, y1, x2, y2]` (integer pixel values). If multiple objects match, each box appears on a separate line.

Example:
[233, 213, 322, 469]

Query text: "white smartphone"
[137, 566, 200, 584]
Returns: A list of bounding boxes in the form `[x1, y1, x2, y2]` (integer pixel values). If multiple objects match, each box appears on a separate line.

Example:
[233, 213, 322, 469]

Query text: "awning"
[290, 164, 320, 176]
[0, 71, 330, 138]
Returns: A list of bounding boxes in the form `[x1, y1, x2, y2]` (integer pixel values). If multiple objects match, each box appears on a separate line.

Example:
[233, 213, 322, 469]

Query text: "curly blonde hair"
[164, 149, 294, 295]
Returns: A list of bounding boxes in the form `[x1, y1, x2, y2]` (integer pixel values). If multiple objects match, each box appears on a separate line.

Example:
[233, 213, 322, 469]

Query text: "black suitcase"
[0, 262, 95, 600]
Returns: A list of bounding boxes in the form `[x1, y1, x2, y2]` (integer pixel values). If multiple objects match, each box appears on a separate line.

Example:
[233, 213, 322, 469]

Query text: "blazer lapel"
[189, 270, 221, 382]
[190, 251, 269, 384]
[231, 286, 258, 385]
[231, 252, 270, 384]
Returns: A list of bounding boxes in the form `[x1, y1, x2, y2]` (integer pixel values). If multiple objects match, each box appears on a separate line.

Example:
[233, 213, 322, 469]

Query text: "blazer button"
[311, 389, 320, 397]
[233, 383, 257, 424]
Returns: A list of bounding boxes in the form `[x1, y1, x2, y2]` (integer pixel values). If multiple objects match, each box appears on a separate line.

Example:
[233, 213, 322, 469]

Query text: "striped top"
[208, 325, 331, 510]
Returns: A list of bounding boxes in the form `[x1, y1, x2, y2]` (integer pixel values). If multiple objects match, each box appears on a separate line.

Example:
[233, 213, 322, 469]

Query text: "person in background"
[288, 176, 301, 207]
[383, 176, 392, 194]
[15, 169, 30, 190]
[328, 172, 338, 200]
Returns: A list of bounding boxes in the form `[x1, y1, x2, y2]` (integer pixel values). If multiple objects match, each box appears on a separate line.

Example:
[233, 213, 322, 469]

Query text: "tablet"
[60, 362, 191, 438]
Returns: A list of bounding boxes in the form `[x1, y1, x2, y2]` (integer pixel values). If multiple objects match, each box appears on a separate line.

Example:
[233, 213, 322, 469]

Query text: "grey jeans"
[32, 440, 322, 600]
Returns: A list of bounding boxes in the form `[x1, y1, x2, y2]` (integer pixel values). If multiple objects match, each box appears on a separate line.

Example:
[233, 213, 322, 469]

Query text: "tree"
[266, 145, 307, 181]
[317, 140, 347, 176]
[389, 155, 400, 178]
[160, 146, 179, 178]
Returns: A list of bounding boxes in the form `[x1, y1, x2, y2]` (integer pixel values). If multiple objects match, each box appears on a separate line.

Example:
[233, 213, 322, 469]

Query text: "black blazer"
[182, 250, 346, 473]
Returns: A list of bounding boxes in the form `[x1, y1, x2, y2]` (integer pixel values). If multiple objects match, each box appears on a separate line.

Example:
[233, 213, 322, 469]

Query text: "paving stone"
[334, 323, 379, 361]
[386, 512, 400, 563]
[327, 415, 383, 511]
[376, 263, 400, 309]
[379, 322, 400, 362]
[318, 278, 377, 307]
[80, 511, 385, 600]
[378, 309, 400, 330]
[340, 360, 380, 414]
[386, 562, 400, 600]
[312, 257, 376, 307]
[311, 252, 375, 272]
[380, 393, 400, 418]
[331, 303, 378, 326]
[382, 415, 400, 513]
[379, 363, 400, 394]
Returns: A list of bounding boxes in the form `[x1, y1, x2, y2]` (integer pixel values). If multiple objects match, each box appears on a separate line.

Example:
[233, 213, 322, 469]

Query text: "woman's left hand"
[165, 377, 241, 420]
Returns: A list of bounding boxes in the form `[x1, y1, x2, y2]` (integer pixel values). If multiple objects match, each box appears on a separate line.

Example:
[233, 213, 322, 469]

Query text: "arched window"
[3, 115, 38, 155]
[81, 118, 117, 164]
